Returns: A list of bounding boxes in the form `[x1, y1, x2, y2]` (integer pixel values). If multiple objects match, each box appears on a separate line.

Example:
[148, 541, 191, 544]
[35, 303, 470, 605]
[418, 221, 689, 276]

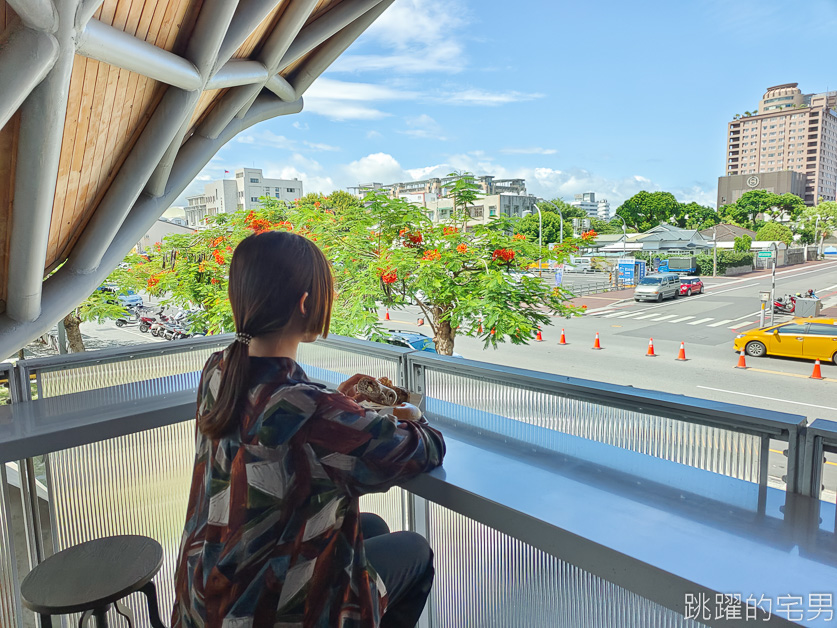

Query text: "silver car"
[634, 273, 681, 302]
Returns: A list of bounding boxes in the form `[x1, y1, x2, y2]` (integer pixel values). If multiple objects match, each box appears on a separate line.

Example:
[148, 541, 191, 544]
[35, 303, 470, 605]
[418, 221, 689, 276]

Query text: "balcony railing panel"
[427, 501, 706, 628]
[410, 353, 804, 489]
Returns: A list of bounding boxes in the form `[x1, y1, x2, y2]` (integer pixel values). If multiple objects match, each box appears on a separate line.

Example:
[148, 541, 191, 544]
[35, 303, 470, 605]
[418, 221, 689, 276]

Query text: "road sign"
[554, 264, 564, 287]
[757, 251, 774, 259]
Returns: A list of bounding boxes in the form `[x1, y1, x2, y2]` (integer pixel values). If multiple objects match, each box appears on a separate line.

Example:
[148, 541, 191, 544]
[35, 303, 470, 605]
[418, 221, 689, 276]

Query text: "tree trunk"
[63, 313, 86, 353]
[434, 314, 455, 356]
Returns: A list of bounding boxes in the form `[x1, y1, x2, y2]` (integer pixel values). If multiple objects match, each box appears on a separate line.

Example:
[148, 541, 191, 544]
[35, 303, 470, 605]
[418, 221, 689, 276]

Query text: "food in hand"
[392, 403, 422, 421]
[377, 377, 410, 405]
[356, 376, 398, 406]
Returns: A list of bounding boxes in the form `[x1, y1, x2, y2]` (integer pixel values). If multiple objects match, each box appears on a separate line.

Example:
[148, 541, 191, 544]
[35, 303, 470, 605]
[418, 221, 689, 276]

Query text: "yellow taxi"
[734, 318, 837, 364]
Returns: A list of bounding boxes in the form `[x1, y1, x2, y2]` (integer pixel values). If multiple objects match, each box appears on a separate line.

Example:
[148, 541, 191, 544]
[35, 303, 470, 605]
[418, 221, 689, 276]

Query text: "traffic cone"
[645, 338, 656, 357]
[735, 350, 747, 369]
[559, 329, 568, 345]
[676, 341, 687, 361]
[478, 320, 483, 334]
[592, 332, 602, 350]
[535, 327, 543, 342]
[384, 309, 390, 321]
[417, 318, 424, 326]
[810, 360, 823, 380]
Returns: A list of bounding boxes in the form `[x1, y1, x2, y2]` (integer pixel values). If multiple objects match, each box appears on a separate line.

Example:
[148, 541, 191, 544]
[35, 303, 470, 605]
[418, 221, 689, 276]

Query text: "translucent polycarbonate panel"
[36, 342, 229, 398]
[427, 503, 707, 628]
[360, 487, 405, 533]
[0, 466, 21, 628]
[822, 450, 837, 504]
[425, 370, 765, 484]
[0, 364, 11, 405]
[47, 421, 196, 627]
[298, 341, 401, 386]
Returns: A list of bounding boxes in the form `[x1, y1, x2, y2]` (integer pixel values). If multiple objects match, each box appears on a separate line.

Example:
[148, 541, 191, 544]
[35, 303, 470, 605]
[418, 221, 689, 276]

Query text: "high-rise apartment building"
[570, 192, 611, 220]
[719, 83, 837, 207]
[185, 168, 303, 227]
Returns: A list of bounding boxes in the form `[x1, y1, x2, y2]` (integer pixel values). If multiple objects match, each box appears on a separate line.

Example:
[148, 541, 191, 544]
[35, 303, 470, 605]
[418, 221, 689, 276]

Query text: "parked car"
[679, 276, 704, 296]
[633, 273, 680, 302]
[99, 285, 143, 308]
[370, 330, 463, 358]
[734, 318, 837, 364]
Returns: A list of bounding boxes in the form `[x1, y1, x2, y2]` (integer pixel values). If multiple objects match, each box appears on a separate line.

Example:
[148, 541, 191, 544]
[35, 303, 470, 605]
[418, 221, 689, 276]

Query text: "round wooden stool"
[20, 535, 166, 627]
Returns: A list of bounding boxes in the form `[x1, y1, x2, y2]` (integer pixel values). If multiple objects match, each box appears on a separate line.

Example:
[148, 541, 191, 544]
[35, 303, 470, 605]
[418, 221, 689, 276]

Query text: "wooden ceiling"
[0, 0, 355, 314]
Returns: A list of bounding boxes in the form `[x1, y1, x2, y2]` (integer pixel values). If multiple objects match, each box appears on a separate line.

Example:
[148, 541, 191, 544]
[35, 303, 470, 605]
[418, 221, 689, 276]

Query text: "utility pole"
[769, 242, 777, 327]
[712, 225, 717, 277]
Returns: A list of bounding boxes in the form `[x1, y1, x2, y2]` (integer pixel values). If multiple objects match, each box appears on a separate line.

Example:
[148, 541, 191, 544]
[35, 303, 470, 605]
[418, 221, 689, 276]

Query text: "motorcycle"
[115, 306, 141, 327]
[773, 295, 796, 314]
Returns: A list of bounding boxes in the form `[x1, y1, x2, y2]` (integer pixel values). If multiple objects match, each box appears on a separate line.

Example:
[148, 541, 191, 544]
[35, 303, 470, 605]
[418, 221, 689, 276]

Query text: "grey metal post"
[56, 321, 67, 355]
[712, 225, 717, 277]
[769, 242, 777, 327]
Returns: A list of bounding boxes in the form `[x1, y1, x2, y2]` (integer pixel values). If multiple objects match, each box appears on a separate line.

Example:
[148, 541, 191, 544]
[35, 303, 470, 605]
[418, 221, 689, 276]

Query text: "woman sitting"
[172, 230, 445, 627]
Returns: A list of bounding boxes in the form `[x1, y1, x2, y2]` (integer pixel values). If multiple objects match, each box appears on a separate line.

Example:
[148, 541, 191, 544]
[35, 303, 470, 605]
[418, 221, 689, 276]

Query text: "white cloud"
[263, 164, 335, 195]
[342, 153, 410, 184]
[292, 121, 309, 130]
[436, 88, 543, 106]
[234, 130, 340, 152]
[500, 147, 557, 155]
[366, 130, 384, 139]
[292, 153, 323, 172]
[306, 78, 418, 102]
[303, 99, 392, 121]
[400, 114, 446, 140]
[335, 0, 469, 74]
[303, 141, 340, 152]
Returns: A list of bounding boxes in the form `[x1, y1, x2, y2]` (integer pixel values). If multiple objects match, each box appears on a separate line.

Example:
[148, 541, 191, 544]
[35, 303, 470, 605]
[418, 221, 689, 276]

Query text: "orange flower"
[314, 201, 321, 208]
[491, 248, 515, 262]
[513, 234, 526, 241]
[248, 218, 272, 234]
[380, 268, 398, 284]
[213, 249, 225, 264]
[456, 243, 468, 253]
[443, 226, 459, 235]
[198, 262, 205, 272]
[422, 249, 442, 261]
[581, 229, 598, 240]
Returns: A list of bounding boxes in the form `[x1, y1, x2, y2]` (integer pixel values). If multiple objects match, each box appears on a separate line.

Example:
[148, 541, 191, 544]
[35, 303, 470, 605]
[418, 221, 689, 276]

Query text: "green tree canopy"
[536, 198, 585, 219]
[133, 174, 585, 355]
[616, 191, 680, 232]
[755, 222, 793, 246]
[516, 211, 566, 244]
[720, 190, 805, 229]
[676, 202, 720, 230]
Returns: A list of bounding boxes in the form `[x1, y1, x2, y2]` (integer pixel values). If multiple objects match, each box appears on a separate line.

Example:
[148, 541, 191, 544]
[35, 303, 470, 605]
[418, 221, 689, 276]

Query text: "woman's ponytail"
[199, 339, 250, 439]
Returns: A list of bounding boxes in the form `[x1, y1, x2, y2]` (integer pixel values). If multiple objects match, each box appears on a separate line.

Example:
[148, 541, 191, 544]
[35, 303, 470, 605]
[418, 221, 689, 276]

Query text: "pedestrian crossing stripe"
[648, 314, 676, 321]
[688, 317, 714, 325]
[666, 316, 695, 323]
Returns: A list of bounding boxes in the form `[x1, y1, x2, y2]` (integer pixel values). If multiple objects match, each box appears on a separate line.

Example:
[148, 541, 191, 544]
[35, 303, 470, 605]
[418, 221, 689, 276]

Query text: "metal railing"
[801, 419, 837, 500]
[0, 335, 829, 627]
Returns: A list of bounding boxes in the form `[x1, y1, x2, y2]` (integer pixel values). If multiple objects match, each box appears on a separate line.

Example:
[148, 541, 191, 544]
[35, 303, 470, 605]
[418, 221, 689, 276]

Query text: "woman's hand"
[337, 373, 375, 399]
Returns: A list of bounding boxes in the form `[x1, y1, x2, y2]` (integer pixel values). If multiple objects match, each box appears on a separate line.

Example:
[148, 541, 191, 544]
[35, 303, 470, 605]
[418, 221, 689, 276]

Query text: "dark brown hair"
[199, 231, 333, 438]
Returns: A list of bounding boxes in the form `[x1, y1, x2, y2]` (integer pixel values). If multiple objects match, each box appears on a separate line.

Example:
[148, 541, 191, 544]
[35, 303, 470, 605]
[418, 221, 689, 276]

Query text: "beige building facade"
[423, 193, 537, 227]
[351, 175, 527, 203]
[720, 83, 837, 207]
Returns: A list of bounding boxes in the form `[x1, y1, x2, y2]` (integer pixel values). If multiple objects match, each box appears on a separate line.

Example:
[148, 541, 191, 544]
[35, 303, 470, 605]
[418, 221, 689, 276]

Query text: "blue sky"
[175, 0, 837, 211]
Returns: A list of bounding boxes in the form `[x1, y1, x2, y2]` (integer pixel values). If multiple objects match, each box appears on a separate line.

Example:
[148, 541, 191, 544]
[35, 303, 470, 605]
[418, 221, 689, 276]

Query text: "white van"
[567, 257, 594, 273]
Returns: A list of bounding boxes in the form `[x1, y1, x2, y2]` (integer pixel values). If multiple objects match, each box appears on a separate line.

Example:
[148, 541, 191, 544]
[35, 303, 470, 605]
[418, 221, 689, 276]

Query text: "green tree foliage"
[733, 235, 752, 252]
[134, 174, 585, 355]
[798, 202, 837, 247]
[677, 202, 721, 230]
[695, 251, 753, 276]
[720, 190, 805, 229]
[516, 212, 566, 245]
[755, 222, 794, 246]
[590, 217, 623, 235]
[616, 191, 681, 231]
[537, 199, 586, 219]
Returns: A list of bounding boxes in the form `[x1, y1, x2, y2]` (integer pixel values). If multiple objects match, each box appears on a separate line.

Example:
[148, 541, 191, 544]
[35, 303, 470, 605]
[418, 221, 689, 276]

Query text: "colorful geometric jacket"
[172, 350, 446, 627]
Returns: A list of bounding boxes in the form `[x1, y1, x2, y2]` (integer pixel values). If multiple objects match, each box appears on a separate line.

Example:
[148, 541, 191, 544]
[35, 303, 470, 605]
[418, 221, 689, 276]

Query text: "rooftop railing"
[1, 335, 835, 627]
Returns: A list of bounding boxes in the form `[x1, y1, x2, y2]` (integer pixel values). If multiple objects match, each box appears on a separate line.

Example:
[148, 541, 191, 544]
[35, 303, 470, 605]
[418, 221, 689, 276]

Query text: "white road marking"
[688, 317, 714, 325]
[696, 386, 837, 412]
[823, 283, 837, 292]
[730, 321, 757, 330]
[707, 319, 735, 328]
[613, 311, 646, 318]
[729, 311, 762, 323]
[648, 314, 677, 322]
[666, 316, 695, 323]
[634, 312, 664, 320]
[602, 311, 630, 318]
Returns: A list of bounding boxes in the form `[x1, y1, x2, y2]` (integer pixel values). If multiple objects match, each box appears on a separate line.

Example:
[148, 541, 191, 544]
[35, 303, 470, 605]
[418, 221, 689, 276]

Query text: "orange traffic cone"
[385, 309, 390, 321]
[810, 360, 823, 380]
[645, 338, 656, 357]
[559, 328, 568, 345]
[535, 327, 543, 342]
[735, 350, 747, 369]
[478, 320, 483, 334]
[676, 341, 687, 361]
[592, 332, 602, 350]
[417, 318, 424, 326]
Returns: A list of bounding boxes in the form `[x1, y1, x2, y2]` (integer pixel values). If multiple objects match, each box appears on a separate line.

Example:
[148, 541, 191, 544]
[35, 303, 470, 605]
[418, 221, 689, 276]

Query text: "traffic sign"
[757, 251, 774, 258]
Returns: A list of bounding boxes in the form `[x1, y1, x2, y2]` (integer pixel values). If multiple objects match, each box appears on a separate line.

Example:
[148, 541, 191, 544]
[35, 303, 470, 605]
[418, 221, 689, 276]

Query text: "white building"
[185, 168, 303, 227]
[570, 192, 611, 220]
[423, 193, 537, 226]
[137, 218, 194, 253]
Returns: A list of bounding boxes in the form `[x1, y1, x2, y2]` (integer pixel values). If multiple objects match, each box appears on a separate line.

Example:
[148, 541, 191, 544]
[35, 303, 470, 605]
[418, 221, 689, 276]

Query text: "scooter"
[115, 306, 141, 327]
[773, 295, 796, 314]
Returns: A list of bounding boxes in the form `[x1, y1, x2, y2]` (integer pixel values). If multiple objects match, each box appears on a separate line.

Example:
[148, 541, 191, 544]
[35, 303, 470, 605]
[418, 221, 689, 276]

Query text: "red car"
[679, 276, 704, 296]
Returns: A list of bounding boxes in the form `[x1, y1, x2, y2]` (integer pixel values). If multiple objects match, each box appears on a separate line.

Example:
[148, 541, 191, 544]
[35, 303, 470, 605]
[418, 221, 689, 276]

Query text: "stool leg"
[92, 605, 110, 628]
[39, 614, 53, 628]
[78, 610, 94, 627]
[114, 600, 135, 627]
[139, 582, 166, 628]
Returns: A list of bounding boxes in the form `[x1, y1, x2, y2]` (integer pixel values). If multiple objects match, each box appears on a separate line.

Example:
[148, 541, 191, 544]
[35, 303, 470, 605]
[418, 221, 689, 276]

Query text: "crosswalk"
[588, 308, 764, 330]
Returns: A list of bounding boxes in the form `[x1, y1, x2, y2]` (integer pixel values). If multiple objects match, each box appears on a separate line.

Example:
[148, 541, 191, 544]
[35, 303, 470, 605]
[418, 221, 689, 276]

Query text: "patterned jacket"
[172, 350, 445, 627]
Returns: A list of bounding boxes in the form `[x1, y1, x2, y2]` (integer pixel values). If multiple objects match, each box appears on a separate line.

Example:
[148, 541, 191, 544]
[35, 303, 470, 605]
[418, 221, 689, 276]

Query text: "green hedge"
[695, 251, 753, 275]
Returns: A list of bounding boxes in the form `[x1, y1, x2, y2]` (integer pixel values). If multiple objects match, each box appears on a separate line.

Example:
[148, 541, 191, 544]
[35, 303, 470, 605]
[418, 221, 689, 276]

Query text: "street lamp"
[522, 202, 544, 277]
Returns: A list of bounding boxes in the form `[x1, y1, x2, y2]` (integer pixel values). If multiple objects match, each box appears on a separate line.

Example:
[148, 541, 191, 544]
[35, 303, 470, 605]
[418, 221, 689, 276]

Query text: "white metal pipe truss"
[0, 0, 395, 360]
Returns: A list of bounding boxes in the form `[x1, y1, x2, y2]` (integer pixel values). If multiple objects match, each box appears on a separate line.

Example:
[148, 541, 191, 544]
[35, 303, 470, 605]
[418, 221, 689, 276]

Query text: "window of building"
[239, 191, 243, 197]
[286, 188, 295, 193]
[275, 187, 280, 192]
[251, 196, 258, 202]
[236, 172, 244, 178]
[250, 178, 259, 183]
